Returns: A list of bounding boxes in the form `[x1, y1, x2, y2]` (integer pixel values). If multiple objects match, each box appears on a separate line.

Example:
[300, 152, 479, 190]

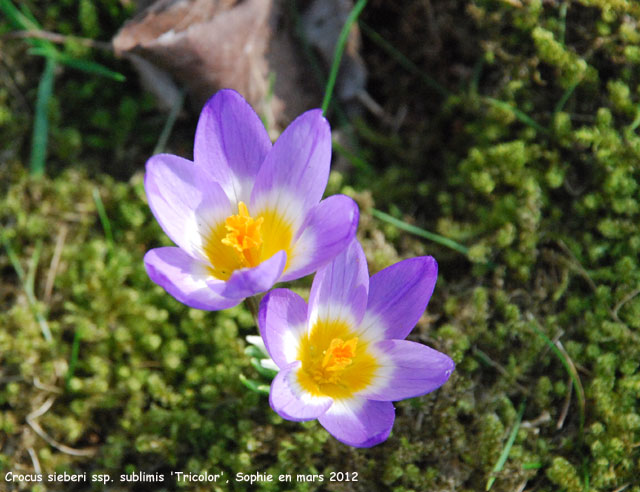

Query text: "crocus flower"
[259, 240, 454, 447]
[144, 89, 359, 310]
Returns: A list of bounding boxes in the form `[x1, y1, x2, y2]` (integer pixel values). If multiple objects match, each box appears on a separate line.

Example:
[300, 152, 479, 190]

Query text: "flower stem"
[244, 296, 260, 323]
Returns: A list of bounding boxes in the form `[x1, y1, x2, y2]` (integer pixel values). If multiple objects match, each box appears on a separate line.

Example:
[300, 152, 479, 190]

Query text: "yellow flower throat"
[220, 201, 263, 268]
[203, 201, 294, 281]
[297, 319, 378, 399]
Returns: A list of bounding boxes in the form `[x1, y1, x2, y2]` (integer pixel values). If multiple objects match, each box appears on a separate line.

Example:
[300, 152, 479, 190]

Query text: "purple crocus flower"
[143, 89, 358, 310]
[259, 239, 454, 447]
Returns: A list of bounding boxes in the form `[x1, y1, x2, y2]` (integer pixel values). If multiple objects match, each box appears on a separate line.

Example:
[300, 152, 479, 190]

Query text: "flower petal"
[280, 195, 359, 282]
[144, 247, 240, 311]
[220, 250, 287, 300]
[145, 153, 233, 262]
[308, 239, 369, 328]
[250, 109, 331, 233]
[318, 398, 395, 448]
[259, 289, 309, 368]
[270, 361, 333, 422]
[359, 256, 438, 340]
[194, 89, 272, 204]
[360, 340, 454, 401]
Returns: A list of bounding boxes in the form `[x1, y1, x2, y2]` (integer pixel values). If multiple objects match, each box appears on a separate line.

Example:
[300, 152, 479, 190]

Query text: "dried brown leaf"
[113, 0, 367, 127]
[114, 0, 274, 117]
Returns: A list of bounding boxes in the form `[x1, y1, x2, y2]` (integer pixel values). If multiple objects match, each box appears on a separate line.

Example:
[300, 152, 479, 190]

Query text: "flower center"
[313, 337, 358, 384]
[296, 319, 378, 399]
[203, 203, 294, 281]
[220, 201, 263, 268]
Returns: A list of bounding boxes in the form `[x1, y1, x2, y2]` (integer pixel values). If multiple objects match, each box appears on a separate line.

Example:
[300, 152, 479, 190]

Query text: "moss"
[546, 457, 583, 492]
[532, 26, 598, 88]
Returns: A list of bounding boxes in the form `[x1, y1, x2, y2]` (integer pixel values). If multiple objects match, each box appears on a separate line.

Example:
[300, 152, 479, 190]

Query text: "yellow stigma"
[220, 201, 263, 268]
[203, 202, 294, 281]
[319, 337, 358, 379]
[296, 319, 378, 399]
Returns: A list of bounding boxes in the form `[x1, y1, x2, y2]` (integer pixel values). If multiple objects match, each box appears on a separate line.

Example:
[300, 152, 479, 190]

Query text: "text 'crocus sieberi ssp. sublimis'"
[259, 240, 454, 447]
[144, 90, 359, 310]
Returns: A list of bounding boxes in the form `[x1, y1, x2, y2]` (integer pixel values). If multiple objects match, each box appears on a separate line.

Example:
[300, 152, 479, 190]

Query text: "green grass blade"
[28, 48, 126, 81]
[92, 187, 114, 252]
[65, 329, 82, 389]
[0, 0, 40, 30]
[483, 97, 549, 134]
[260, 71, 276, 133]
[359, 21, 450, 98]
[470, 57, 485, 95]
[29, 57, 56, 176]
[25, 240, 42, 296]
[332, 139, 374, 177]
[528, 316, 585, 436]
[629, 109, 640, 133]
[1, 234, 52, 342]
[486, 401, 526, 491]
[18, 2, 40, 26]
[52, 53, 125, 81]
[321, 0, 368, 114]
[289, 0, 330, 91]
[554, 79, 580, 114]
[153, 90, 185, 154]
[372, 208, 470, 256]
[558, 0, 568, 46]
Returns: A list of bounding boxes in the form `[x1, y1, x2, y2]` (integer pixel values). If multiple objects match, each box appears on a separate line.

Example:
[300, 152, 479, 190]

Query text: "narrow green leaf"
[628, 108, 640, 133]
[29, 48, 126, 81]
[25, 240, 42, 296]
[332, 139, 374, 177]
[92, 187, 114, 252]
[65, 329, 82, 389]
[321, 0, 368, 114]
[486, 401, 526, 491]
[554, 79, 581, 114]
[239, 374, 270, 395]
[250, 358, 278, 379]
[153, 90, 185, 154]
[529, 316, 585, 436]
[359, 21, 450, 98]
[18, 1, 41, 26]
[483, 97, 549, 134]
[372, 208, 470, 257]
[30, 57, 56, 176]
[0, 0, 40, 31]
[244, 345, 268, 360]
[1, 234, 52, 342]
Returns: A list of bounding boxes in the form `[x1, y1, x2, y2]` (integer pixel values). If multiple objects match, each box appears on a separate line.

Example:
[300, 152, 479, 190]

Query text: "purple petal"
[270, 361, 333, 422]
[250, 109, 331, 232]
[318, 398, 395, 448]
[144, 247, 240, 311]
[360, 256, 438, 340]
[220, 250, 287, 299]
[361, 340, 454, 401]
[145, 153, 233, 262]
[194, 89, 272, 204]
[308, 239, 369, 328]
[258, 289, 309, 368]
[280, 195, 359, 282]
